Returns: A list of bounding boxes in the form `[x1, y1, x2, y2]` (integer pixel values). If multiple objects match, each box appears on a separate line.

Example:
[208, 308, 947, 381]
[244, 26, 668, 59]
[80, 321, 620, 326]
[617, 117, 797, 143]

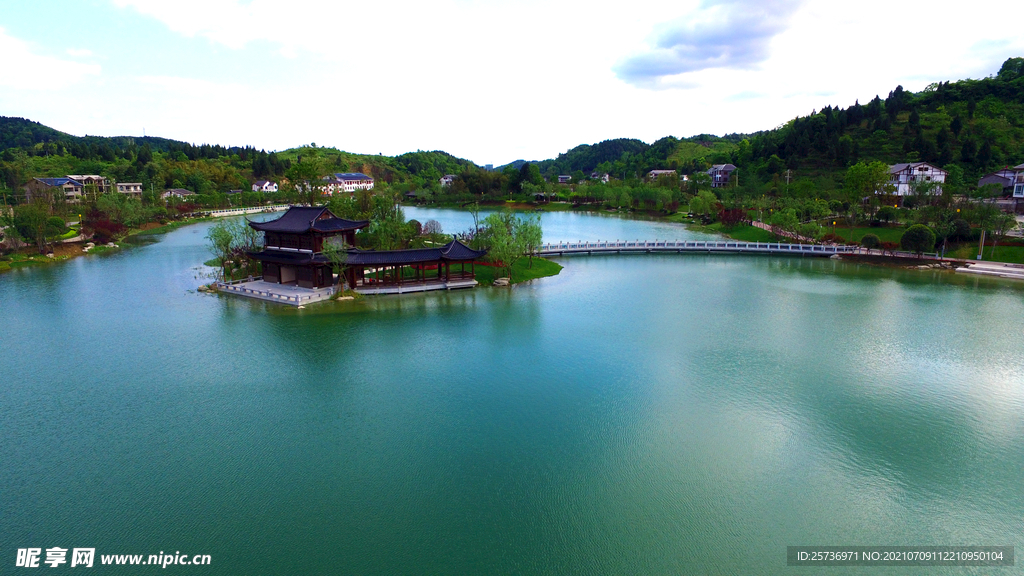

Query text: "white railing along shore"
[537, 240, 859, 255]
[203, 205, 291, 217]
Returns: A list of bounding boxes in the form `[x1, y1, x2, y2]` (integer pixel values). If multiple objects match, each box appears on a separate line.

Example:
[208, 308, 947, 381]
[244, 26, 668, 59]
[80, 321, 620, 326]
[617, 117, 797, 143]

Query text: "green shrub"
[900, 224, 936, 256]
[860, 233, 881, 249]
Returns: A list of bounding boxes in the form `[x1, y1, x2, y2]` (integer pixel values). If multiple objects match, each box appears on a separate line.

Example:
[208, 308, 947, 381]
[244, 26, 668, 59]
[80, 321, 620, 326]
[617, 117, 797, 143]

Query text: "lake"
[2, 208, 1022, 575]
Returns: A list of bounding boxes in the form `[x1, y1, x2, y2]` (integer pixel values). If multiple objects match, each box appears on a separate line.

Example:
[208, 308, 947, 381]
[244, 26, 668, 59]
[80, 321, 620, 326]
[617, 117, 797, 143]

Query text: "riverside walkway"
[537, 240, 858, 257]
[202, 205, 290, 218]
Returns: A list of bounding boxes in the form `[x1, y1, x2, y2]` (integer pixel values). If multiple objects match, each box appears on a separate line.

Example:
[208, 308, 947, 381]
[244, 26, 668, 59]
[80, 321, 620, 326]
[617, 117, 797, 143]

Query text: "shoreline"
[0, 216, 212, 273]
[0, 206, 1011, 278]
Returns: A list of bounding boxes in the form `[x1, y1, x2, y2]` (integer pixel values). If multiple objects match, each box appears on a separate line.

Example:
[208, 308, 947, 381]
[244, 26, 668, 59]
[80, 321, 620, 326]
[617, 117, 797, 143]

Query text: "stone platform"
[955, 261, 1024, 281]
[215, 279, 336, 306]
[353, 279, 477, 295]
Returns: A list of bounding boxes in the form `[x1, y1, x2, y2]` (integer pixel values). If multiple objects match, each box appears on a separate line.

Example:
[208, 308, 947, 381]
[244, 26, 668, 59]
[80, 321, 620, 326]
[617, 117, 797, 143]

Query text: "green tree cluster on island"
[205, 219, 262, 281]
[479, 209, 543, 282]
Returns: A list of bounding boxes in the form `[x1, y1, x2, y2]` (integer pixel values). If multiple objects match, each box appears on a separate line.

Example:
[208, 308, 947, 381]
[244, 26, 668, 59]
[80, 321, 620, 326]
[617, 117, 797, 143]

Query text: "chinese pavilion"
[248, 206, 368, 289]
[343, 240, 487, 289]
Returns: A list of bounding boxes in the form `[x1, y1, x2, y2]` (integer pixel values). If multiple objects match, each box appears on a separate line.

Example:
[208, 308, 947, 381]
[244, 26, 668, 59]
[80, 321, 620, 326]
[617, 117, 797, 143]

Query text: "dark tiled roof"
[978, 174, 1012, 186]
[440, 239, 487, 260]
[35, 177, 82, 187]
[345, 240, 486, 266]
[334, 172, 373, 180]
[890, 162, 947, 174]
[312, 217, 370, 233]
[346, 247, 446, 265]
[248, 206, 367, 233]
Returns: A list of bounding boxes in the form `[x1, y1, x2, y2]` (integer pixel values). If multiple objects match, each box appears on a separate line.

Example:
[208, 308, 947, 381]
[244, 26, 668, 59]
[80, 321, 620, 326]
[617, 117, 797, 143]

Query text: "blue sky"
[2, 0, 1022, 166]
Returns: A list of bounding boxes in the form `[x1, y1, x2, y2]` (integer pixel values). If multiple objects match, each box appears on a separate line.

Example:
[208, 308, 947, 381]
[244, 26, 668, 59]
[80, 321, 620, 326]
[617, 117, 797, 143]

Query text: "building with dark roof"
[1013, 163, 1024, 199]
[161, 188, 195, 200]
[247, 206, 368, 289]
[887, 162, 946, 196]
[245, 205, 487, 293]
[331, 172, 374, 192]
[252, 180, 279, 193]
[23, 174, 122, 202]
[707, 164, 737, 188]
[343, 239, 487, 290]
[23, 177, 84, 202]
[978, 169, 1016, 194]
[647, 169, 677, 181]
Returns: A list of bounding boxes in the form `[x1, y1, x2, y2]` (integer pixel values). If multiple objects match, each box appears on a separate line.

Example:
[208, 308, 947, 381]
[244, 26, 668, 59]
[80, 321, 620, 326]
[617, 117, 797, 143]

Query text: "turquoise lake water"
[2, 209, 1023, 575]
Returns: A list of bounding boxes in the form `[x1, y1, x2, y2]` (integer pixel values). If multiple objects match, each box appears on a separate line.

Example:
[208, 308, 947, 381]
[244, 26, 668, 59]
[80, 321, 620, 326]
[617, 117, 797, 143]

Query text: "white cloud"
[66, 48, 94, 57]
[5, 1, 1024, 165]
[0, 28, 100, 88]
[615, 0, 806, 88]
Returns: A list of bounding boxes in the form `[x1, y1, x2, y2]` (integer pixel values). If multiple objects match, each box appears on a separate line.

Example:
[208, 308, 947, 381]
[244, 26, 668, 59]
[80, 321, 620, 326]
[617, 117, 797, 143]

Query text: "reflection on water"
[2, 212, 1023, 575]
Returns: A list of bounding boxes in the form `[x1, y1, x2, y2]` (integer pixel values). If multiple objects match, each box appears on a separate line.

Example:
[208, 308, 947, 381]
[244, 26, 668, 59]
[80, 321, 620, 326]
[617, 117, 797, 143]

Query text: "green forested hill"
[3, 57, 1022, 203]
[498, 135, 743, 180]
[498, 58, 1024, 194]
[740, 58, 1024, 184]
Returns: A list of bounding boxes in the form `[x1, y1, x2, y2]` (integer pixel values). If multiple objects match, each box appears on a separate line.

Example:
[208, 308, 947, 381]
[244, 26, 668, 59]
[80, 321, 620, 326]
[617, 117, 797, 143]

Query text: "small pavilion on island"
[344, 240, 488, 292]
[247, 206, 368, 289]
[237, 205, 489, 301]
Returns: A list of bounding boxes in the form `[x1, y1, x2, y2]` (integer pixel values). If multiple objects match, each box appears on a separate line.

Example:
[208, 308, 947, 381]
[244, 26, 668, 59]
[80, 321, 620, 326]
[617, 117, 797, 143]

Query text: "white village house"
[647, 169, 677, 181]
[116, 182, 143, 197]
[440, 174, 457, 187]
[1014, 163, 1024, 198]
[887, 162, 946, 196]
[252, 180, 279, 193]
[332, 172, 374, 192]
[67, 175, 111, 194]
[161, 188, 195, 200]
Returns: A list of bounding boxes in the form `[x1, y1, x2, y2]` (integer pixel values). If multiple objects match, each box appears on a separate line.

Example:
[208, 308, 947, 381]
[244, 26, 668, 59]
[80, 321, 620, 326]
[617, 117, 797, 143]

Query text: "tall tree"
[482, 208, 541, 282]
[285, 148, 329, 205]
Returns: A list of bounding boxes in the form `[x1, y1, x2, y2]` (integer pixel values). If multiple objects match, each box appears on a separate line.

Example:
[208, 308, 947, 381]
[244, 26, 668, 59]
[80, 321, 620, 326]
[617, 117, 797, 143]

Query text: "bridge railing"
[204, 205, 291, 217]
[536, 240, 859, 254]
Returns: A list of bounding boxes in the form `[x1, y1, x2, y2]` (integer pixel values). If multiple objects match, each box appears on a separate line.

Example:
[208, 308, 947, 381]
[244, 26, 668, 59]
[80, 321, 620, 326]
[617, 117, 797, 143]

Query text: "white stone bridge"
[537, 240, 859, 257]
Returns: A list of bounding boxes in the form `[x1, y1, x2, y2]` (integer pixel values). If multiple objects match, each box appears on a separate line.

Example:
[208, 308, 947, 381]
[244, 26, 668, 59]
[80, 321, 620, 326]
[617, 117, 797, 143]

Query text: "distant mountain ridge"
[4, 57, 1023, 192]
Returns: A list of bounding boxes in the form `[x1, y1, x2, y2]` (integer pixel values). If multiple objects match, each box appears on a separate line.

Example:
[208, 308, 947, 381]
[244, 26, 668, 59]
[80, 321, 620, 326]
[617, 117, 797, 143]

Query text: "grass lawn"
[981, 244, 1024, 264]
[134, 217, 209, 236]
[700, 223, 779, 243]
[354, 256, 562, 287]
[833, 226, 906, 243]
[533, 202, 578, 212]
[474, 257, 563, 285]
[3, 252, 66, 268]
[946, 242, 1024, 264]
